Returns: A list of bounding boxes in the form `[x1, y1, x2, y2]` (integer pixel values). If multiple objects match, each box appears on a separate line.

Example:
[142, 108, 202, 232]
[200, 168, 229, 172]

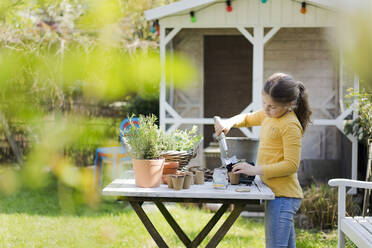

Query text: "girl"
[214, 72, 311, 248]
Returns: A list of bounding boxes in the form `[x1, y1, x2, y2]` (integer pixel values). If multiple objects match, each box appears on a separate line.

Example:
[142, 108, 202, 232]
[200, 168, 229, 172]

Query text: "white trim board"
[145, 0, 217, 21]
[145, 0, 343, 21]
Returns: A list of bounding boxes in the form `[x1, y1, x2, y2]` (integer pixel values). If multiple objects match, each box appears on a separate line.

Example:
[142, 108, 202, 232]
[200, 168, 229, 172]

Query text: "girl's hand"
[232, 162, 263, 176]
[214, 119, 231, 136]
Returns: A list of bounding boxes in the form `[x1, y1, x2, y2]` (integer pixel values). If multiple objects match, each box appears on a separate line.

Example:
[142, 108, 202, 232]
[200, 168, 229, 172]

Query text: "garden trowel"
[213, 116, 238, 168]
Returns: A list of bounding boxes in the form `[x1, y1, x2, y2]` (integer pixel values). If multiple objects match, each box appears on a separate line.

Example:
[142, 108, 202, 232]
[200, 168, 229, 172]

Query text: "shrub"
[344, 88, 371, 144]
[126, 95, 159, 121]
[298, 184, 361, 230]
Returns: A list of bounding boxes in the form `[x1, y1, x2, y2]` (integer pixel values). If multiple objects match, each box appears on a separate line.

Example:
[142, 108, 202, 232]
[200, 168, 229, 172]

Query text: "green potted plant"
[122, 115, 166, 188]
[164, 125, 202, 152]
[162, 125, 203, 170]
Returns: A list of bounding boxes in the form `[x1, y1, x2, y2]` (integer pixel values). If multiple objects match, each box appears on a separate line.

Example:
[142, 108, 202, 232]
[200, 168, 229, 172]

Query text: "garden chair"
[93, 117, 139, 191]
[329, 178, 372, 248]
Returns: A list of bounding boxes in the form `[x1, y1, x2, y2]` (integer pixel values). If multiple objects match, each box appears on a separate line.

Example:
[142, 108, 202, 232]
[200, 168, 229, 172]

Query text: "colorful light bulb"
[190, 11, 196, 23]
[301, 2, 307, 14]
[226, 0, 232, 12]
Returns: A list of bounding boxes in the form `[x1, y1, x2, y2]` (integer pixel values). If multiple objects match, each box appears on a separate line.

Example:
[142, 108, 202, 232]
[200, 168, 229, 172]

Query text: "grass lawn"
[0, 182, 338, 248]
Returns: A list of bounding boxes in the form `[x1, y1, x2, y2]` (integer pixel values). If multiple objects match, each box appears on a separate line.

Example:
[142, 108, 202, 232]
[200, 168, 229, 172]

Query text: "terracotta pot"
[133, 158, 165, 188]
[163, 161, 179, 174]
[228, 172, 240, 185]
[162, 161, 179, 184]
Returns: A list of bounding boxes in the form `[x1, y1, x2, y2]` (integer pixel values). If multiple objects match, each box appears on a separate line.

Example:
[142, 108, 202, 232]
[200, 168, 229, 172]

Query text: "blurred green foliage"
[335, 6, 372, 92]
[0, 0, 371, 212]
[0, 0, 195, 208]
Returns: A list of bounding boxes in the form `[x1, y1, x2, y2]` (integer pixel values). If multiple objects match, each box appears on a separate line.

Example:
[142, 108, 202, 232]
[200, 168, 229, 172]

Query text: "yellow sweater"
[233, 109, 303, 198]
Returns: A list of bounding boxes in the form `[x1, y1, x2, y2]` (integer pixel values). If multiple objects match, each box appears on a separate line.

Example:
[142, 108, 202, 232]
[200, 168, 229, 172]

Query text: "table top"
[102, 176, 274, 200]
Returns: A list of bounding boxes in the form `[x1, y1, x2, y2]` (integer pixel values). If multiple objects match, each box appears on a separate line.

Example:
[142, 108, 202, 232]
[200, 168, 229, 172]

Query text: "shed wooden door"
[204, 35, 253, 147]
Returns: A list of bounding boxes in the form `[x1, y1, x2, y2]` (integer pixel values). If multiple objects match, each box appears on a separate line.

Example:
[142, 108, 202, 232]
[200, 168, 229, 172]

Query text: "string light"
[301, 2, 307, 14]
[155, 21, 160, 35]
[226, 0, 232, 12]
[151, 20, 159, 35]
[190, 11, 196, 23]
[148, 0, 330, 27]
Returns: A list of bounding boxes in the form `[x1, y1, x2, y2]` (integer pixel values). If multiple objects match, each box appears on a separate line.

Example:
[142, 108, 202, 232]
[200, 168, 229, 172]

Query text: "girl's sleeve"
[232, 109, 266, 128]
[261, 122, 303, 178]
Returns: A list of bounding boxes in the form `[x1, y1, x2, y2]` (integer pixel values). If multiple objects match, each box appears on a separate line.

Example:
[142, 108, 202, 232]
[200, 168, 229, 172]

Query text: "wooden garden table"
[102, 177, 274, 248]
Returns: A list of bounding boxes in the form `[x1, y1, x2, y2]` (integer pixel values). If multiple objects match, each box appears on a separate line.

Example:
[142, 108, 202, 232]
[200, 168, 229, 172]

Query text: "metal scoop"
[213, 116, 238, 167]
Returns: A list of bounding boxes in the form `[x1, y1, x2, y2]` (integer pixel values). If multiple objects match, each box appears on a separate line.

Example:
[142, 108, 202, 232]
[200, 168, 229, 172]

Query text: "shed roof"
[144, 0, 337, 21]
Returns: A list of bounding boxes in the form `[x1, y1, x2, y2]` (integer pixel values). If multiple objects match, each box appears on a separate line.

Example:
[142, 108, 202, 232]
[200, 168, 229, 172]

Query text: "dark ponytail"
[294, 81, 312, 132]
[264, 73, 312, 132]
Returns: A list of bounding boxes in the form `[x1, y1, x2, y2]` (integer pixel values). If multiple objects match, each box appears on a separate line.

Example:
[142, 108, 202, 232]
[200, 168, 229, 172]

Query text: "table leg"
[128, 199, 247, 248]
[129, 201, 169, 248]
[155, 201, 191, 247]
[94, 153, 104, 191]
[190, 204, 229, 248]
[97, 154, 104, 190]
[113, 153, 117, 179]
[205, 203, 246, 248]
[93, 151, 99, 191]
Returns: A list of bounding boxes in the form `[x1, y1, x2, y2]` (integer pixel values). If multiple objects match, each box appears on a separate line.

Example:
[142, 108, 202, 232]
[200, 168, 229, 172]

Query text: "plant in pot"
[160, 126, 203, 184]
[165, 125, 203, 152]
[162, 125, 203, 171]
[122, 115, 167, 188]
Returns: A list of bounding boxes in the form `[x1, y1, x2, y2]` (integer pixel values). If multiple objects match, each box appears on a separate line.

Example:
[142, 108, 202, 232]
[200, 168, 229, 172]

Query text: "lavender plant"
[122, 115, 166, 159]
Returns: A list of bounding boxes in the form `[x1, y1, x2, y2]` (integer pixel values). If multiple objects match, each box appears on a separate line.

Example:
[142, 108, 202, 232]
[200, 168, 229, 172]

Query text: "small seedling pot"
[172, 175, 185, 190]
[194, 171, 204, 185]
[228, 172, 240, 185]
[183, 172, 193, 189]
[166, 174, 173, 188]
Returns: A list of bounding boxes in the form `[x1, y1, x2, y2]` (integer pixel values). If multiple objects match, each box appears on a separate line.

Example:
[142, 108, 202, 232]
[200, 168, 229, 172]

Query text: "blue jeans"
[265, 197, 302, 248]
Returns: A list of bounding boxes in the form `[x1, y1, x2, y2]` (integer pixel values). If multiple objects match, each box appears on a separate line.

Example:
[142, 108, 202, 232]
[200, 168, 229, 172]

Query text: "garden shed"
[144, 0, 359, 187]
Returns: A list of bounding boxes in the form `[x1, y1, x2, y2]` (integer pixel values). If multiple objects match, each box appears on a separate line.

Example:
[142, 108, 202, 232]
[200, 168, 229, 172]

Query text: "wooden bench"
[329, 179, 372, 248]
